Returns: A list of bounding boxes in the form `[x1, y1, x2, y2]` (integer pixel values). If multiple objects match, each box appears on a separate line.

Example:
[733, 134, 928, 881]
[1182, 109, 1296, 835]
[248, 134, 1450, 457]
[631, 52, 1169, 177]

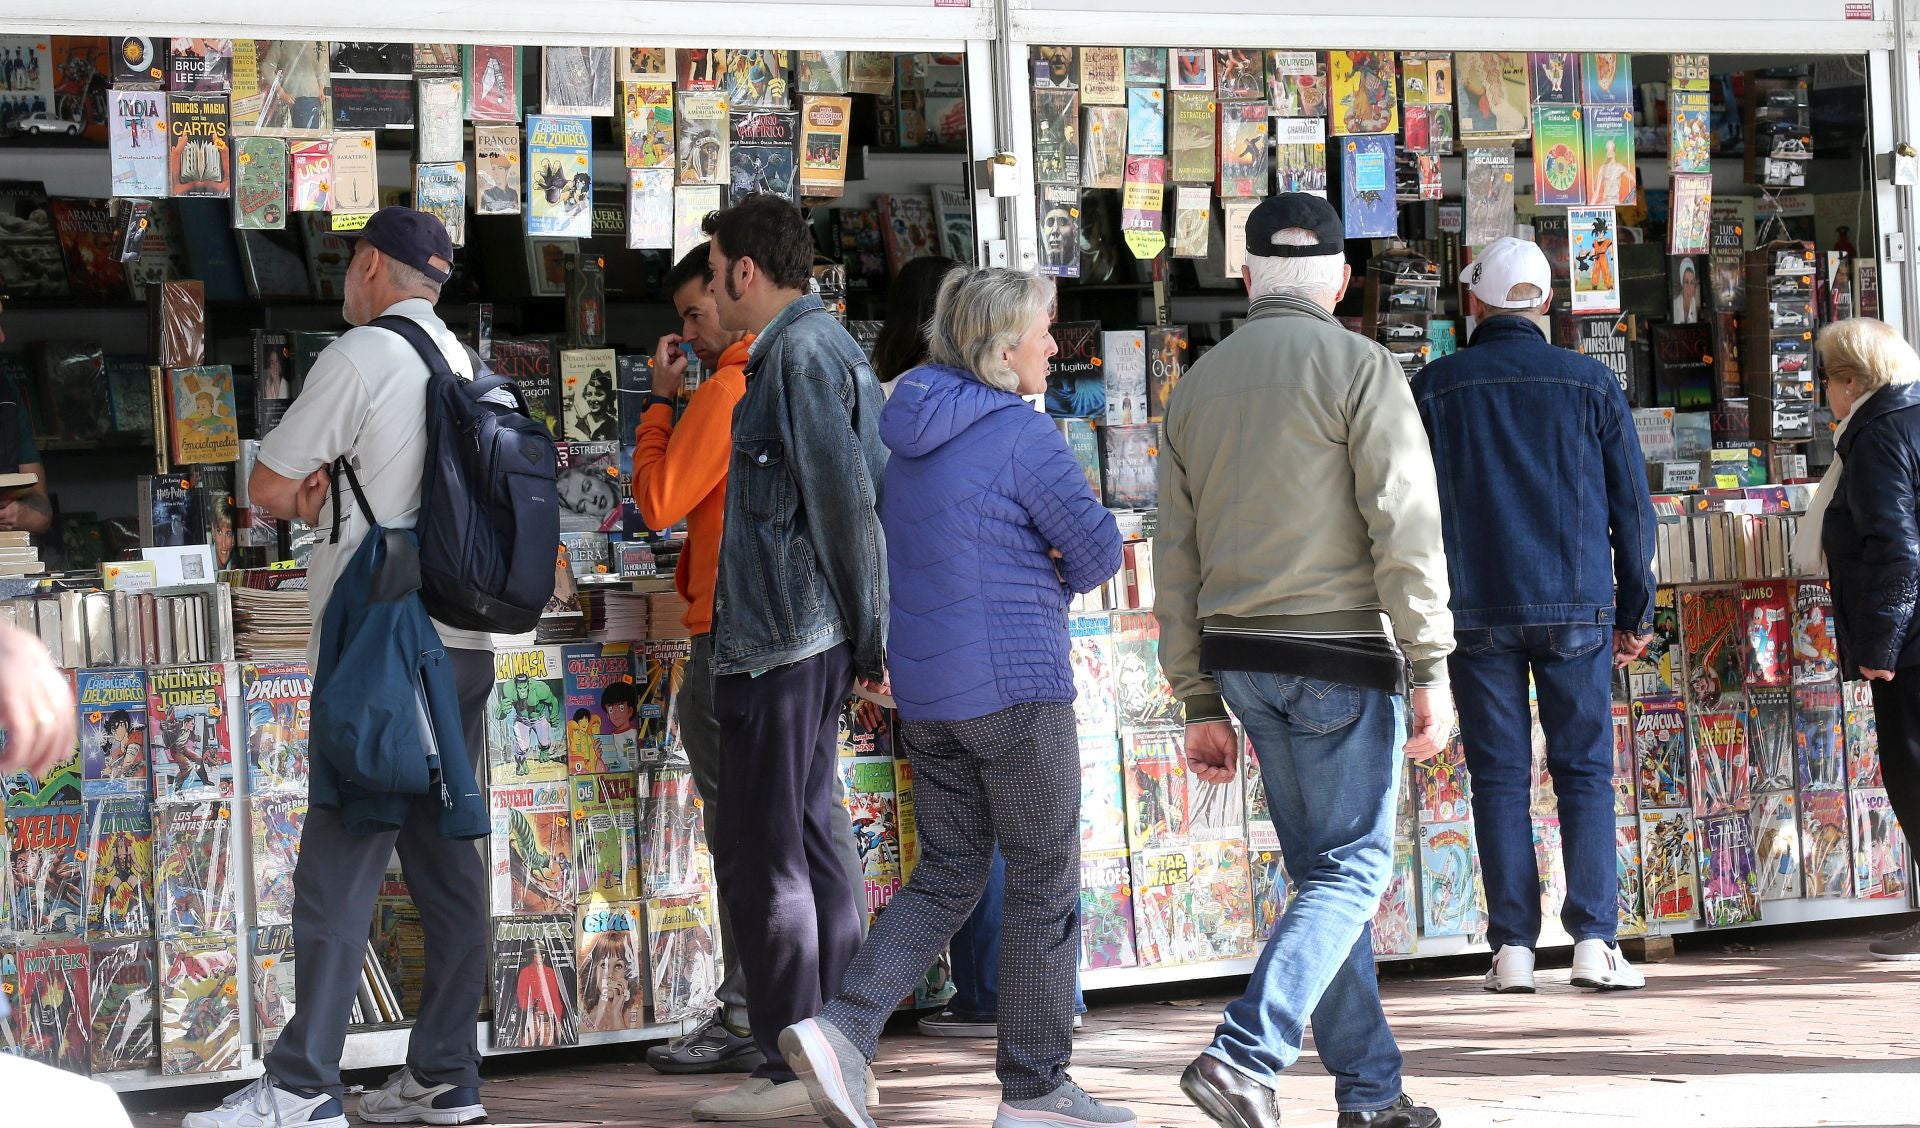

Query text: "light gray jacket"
[1153, 293, 1455, 723]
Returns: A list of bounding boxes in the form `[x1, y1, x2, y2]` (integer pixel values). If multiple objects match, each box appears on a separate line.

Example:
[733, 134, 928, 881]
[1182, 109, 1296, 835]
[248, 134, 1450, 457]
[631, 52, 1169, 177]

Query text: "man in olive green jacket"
[1156, 194, 1452, 1128]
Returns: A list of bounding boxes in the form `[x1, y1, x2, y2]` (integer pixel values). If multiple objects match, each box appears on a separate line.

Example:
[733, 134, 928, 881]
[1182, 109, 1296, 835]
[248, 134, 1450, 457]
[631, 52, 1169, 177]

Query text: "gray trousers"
[266, 646, 493, 1096]
[821, 701, 1080, 1101]
[679, 634, 867, 1030]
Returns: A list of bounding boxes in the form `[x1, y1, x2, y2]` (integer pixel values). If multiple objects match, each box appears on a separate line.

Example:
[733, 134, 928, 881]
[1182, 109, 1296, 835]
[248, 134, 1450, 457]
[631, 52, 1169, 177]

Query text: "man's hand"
[1613, 630, 1654, 669]
[652, 333, 690, 399]
[1404, 685, 1454, 761]
[1185, 720, 1238, 784]
[0, 623, 76, 778]
[857, 670, 892, 699]
[1860, 666, 1896, 682]
[293, 467, 331, 527]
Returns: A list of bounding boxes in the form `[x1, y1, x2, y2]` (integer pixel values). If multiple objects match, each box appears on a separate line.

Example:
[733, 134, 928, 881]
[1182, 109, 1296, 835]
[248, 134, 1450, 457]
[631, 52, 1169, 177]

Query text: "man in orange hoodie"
[632, 243, 866, 1081]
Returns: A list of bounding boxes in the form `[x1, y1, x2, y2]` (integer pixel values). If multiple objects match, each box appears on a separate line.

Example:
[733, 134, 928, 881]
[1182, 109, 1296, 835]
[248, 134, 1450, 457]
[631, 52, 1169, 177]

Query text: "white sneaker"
[1569, 938, 1646, 990]
[1482, 944, 1537, 993]
[357, 1067, 488, 1125]
[692, 1072, 880, 1122]
[182, 1078, 348, 1128]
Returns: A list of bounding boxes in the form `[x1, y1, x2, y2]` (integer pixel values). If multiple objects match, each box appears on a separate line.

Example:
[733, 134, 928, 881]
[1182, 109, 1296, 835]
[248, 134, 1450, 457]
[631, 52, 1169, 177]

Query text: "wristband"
[642, 393, 676, 412]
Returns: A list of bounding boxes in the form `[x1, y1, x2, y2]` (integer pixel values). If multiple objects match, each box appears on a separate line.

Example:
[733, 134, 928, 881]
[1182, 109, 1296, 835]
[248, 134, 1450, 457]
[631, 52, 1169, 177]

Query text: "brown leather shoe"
[1179, 1054, 1281, 1128]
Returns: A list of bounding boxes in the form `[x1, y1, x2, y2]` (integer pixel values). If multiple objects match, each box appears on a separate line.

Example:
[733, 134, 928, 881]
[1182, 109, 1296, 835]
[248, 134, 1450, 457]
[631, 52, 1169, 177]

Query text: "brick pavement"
[125, 917, 1920, 1128]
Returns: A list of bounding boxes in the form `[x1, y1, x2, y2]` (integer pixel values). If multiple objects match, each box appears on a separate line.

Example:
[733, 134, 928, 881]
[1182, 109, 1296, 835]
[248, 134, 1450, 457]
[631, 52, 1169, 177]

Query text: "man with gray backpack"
[186, 207, 556, 1128]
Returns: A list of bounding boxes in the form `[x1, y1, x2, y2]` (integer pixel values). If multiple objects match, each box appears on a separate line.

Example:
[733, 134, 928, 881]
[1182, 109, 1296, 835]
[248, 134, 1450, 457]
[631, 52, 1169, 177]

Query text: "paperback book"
[1800, 790, 1851, 897]
[1169, 91, 1215, 184]
[250, 792, 305, 925]
[1273, 116, 1328, 196]
[463, 45, 521, 122]
[623, 82, 675, 170]
[1750, 789, 1802, 900]
[412, 162, 466, 246]
[1079, 735, 1127, 854]
[1849, 788, 1909, 899]
[1216, 102, 1269, 198]
[415, 76, 464, 162]
[573, 773, 642, 902]
[1328, 49, 1397, 136]
[1339, 134, 1397, 239]
[541, 46, 614, 117]
[645, 892, 721, 1023]
[1690, 712, 1751, 817]
[1125, 87, 1165, 157]
[153, 799, 236, 937]
[474, 124, 522, 215]
[7, 805, 84, 936]
[166, 91, 231, 197]
[799, 95, 852, 198]
[1464, 146, 1515, 247]
[730, 109, 799, 201]
[1418, 820, 1484, 938]
[110, 89, 168, 197]
[1748, 686, 1796, 793]
[526, 114, 593, 238]
[676, 92, 728, 186]
[1266, 50, 1327, 118]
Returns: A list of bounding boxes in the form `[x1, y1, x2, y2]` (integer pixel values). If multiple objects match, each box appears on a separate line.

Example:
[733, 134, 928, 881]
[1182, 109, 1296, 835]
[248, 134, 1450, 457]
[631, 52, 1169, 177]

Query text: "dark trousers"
[823, 702, 1081, 1101]
[1450, 623, 1618, 950]
[679, 634, 867, 1030]
[266, 646, 493, 1096]
[711, 642, 865, 1082]
[948, 846, 1087, 1021]
[1865, 671, 1920, 863]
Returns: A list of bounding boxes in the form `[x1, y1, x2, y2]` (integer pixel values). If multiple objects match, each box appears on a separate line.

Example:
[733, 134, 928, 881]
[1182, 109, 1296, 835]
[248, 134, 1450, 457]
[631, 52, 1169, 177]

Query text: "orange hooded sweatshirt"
[630, 335, 752, 635]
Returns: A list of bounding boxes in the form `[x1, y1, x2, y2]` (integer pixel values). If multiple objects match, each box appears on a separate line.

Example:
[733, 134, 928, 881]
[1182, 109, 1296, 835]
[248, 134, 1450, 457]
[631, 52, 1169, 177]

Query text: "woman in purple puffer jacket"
[780, 267, 1128, 1128]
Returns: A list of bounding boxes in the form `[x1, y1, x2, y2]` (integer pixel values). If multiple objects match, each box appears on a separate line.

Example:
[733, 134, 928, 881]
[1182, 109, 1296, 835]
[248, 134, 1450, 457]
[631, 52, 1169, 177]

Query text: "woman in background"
[871, 254, 960, 393]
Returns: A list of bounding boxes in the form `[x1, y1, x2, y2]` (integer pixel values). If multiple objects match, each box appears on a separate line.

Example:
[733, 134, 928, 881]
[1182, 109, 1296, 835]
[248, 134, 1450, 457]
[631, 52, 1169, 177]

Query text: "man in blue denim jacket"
[690, 194, 891, 1122]
[1413, 237, 1658, 995]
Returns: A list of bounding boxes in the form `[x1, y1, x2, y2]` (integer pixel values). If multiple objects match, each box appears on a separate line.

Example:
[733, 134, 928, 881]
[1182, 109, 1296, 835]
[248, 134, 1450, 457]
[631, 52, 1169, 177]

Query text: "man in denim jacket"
[1413, 237, 1657, 994]
[690, 194, 890, 1122]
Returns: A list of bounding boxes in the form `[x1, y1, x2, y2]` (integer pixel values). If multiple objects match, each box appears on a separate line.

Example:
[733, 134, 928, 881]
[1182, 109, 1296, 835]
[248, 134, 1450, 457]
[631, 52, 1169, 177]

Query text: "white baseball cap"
[1462, 236, 1554, 310]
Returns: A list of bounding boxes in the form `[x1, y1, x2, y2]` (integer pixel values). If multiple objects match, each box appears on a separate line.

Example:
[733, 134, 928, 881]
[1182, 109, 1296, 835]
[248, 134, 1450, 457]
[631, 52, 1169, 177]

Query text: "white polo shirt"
[258, 297, 521, 662]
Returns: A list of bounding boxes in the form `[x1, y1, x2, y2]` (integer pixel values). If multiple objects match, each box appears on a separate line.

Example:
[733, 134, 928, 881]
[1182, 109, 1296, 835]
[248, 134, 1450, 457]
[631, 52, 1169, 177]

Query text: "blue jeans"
[1449, 623, 1617, 950]
[1207, 671, 1404, 1113]
[950, 848, 1087, 1019]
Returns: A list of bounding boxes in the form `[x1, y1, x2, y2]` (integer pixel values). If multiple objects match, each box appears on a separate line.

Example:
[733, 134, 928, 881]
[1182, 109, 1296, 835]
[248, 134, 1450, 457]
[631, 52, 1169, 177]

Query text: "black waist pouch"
[1200, 628, 1411, 697]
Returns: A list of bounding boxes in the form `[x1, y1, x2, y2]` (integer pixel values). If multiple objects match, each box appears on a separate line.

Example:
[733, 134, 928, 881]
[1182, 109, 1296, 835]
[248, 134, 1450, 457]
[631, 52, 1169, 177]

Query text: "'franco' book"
[473, 123, 522, 215]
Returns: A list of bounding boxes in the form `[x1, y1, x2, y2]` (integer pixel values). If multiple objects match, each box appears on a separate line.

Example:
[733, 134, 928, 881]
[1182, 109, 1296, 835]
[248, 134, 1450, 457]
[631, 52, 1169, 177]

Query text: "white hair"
[1245, 228, 1345, 304]
[927, 267, 1056, 392]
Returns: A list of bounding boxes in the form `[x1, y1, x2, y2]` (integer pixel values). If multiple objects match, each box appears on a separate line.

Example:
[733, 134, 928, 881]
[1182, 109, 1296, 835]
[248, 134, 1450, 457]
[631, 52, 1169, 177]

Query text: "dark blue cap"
[347, 206, 454, 283]
[1245, 192, 1345, 258]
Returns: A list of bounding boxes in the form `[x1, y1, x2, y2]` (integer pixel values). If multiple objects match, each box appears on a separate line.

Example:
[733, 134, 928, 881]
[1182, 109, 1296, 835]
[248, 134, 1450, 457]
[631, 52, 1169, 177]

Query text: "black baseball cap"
[346, 206, 454, 283]
[1245, 193, 1345, 258]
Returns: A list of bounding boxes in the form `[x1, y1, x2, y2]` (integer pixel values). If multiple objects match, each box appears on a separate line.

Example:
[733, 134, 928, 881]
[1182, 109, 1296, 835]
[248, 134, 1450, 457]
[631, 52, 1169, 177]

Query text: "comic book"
[1245, 739, 1278, 853]
[841, 696, 893, 759]
[1250, 847, 1286, 942]
[1748, 686, 1796, 793]
[8, 804, 85, 937]
[1611, 704, 1637, 816]
[1792, 581, 1840, 686]
[1795, 682, 1846, 791]
[147, 663, 236, 802]
[1454, 52, 1529, 141]
[250, 923, 295, 1050]
[572, 773, 641, 902]
[1690, 712, 1751, 818]
[76, 668, 150, 800]
[1639, 807, 1700, 921]
[526, 114, 593, 238]
[489, 647, 568, 784]
[1699, 811, 1761, 926]
[1130, 846, 1195, 966]
[154, 799, 235, 938]
[1749, 790, 1802, 901]
[1418, 821, 1484, 938]
[560, 643, 641, 775]
[1068, 613, 1119, 738]
[1615, 817, 1647, 937]
[894, 755, 919, 881]
[643, 763, 704, 897]
[1372, 838, 1417, 956]
[639, 639, 690, 756]
[1112, 611, 1181, 730]
[1800, 789, 1852, 896]
[1187, 763, 1245, 843]
[1189, 839, 1254, 961]
[4, 724, 82, 810]
[1845, 681, 1881, 789]
[645, 892, 721, 1023]
[373, 871, 426, 1014]
[491, 914, 579, 1048]
[576, 899, 646, 1033]
[241, 661, 310, 796]
[1679, 585, 1743, 713]
[1740, 580, 1792, 688]
[1327, 49, 1397, 136]
[85, 797, 153, 939]
[14, 941, 89, 1071]
[1532, 817, 1566, 921]
[841, 756, 903, 916]
[729, 109, 799, 201]
[1849, 787, 1909, 899]
[1078, 851, 1137, 970]
[1079, 734, 1128, 854]
[1634, 696, 1690, 810]
[250, 792, 305, 926]
[89, 937, 158, 1072]
[1122, 728, 1189, 850]
[1413, 735, 1471, 824]
[159, 935, 241, 1074]
[490, 779, 573, 915]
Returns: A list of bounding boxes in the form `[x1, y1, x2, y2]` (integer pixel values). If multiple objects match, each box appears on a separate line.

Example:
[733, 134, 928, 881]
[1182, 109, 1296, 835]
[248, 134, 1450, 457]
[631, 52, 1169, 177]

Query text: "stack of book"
[231, 572, 313, 661]
[0, 523, 44, 578]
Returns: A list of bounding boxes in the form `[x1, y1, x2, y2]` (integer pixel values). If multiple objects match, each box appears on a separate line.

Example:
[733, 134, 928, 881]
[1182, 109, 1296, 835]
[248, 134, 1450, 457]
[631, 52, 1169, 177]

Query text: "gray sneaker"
[993, 1080, 1137, 1127]
[1868, 918, 1920, 961]
[645, 1011, 764, 1075]
[779, 1016, 875, 1128]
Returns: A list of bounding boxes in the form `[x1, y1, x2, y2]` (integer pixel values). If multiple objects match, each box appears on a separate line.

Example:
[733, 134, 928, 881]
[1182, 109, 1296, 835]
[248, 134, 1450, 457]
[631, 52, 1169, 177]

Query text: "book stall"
[0, 19, 1000, 1093]
[997, 11, 1920, 991]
